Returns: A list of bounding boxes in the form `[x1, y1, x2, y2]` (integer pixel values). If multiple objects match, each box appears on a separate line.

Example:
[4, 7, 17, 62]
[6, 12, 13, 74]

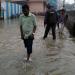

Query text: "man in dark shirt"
[43, 4, 58, 40]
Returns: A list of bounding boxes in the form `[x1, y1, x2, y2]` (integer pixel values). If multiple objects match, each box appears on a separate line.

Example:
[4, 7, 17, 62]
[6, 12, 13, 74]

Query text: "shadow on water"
[42, 34, 65, 65]
[71, 38, 75, 43]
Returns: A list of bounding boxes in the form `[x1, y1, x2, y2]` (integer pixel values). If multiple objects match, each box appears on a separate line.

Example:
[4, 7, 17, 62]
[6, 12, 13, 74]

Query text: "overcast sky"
[65, 0, 74, 4]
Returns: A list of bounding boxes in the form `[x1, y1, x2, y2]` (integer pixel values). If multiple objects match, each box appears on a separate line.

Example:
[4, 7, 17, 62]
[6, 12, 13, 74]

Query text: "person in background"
[58, 8, 66, 35]
[56, 10, 60, 29]
[43, 4, 58, 40]
[19, 4, 37, 62]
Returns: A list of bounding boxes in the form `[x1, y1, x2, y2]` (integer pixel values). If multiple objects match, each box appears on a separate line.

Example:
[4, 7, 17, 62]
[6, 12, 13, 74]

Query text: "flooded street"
[0, 16, 75, 75]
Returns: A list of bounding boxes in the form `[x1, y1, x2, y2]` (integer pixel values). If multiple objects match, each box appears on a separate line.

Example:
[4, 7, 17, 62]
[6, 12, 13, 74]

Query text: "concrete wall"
[29, 1, 44, 13]
[65, 11, 75, 37]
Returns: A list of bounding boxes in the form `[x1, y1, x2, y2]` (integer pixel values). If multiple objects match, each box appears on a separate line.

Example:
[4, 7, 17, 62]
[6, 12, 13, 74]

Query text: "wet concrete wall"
[65, 11, 75, 37]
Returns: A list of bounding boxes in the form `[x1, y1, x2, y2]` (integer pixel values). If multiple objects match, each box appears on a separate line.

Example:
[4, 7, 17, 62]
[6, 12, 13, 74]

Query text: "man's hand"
[44, 24, 46, 28]
[33, 26, 36, 33]
[20, 25, 24, 40]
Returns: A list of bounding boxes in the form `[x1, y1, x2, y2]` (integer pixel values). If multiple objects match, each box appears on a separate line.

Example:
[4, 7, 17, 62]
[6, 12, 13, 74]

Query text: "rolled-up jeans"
[59, 23, 64, 33]
[23, 34, 34, 54]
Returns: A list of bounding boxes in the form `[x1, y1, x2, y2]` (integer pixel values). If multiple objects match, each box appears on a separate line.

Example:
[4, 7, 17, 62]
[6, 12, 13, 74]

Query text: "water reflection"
[0, 17, 75, 75]
[0, 20, 4, 29]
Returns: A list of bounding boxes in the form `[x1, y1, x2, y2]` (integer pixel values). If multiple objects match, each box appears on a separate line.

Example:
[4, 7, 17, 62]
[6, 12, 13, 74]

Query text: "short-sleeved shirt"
[19, 13, 37, 39]
[58, 14, 65, 23]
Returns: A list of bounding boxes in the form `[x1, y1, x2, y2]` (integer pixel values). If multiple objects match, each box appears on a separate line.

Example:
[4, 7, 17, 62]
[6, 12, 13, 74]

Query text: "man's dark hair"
[22, 4, 29, 11]
[46, 3, 52, 9]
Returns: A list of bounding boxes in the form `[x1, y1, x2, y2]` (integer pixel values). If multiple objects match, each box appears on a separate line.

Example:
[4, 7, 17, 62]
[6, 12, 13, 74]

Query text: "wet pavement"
[0, 16, 75, 75]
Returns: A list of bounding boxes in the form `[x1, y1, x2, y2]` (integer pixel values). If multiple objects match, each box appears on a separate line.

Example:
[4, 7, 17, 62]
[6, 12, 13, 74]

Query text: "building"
[0, 0, 26, 19]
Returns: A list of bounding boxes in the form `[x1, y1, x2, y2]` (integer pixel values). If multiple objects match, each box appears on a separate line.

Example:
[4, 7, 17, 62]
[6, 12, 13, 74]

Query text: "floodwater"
[0, 16, 75, 75]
